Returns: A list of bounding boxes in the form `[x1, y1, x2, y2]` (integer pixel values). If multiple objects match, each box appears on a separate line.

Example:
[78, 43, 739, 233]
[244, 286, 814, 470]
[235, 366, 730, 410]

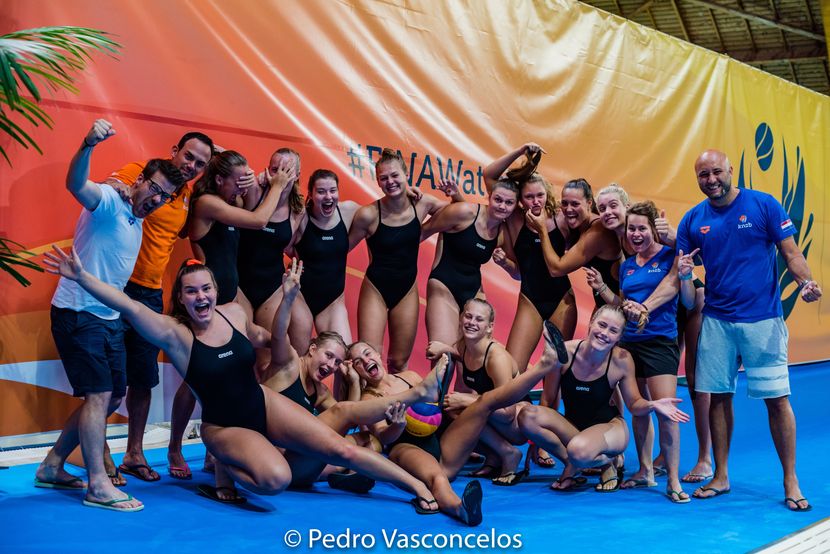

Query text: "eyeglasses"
[148, 179, 175, 205]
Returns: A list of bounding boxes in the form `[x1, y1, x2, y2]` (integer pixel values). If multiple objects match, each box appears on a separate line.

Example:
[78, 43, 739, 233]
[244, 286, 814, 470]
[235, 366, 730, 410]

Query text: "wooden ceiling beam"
[682, 0, 826, 42]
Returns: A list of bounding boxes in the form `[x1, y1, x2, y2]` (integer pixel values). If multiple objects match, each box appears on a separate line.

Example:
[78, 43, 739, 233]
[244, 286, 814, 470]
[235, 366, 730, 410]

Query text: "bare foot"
[784, 476, 810, 511]
[167, 450, 192, 479]
[35, 463, 88, 489]
[120, 452, 160, 481]
[681, 461, 713, 483]
[85, 481, 143, 510]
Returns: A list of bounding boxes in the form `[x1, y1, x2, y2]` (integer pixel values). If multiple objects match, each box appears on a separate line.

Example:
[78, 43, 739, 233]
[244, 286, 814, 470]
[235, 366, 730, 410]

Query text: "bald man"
[635, 149, 820, 512]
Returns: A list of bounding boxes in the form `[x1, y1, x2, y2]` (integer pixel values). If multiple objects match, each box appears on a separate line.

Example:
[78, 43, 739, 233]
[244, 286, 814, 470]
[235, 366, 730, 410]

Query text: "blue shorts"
[123, 281, 163, 388]
[695, 315, 789, 399]
[51, 305, 127, 398]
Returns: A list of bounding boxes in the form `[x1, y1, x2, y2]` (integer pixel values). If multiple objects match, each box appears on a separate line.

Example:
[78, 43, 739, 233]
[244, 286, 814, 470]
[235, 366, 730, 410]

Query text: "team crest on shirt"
[737, 215, 753, 229]
[699, 226, 710, 234]
[647, 262, 662, 273]
[780, 219, 793, 231]
[626, 269, 635, 276]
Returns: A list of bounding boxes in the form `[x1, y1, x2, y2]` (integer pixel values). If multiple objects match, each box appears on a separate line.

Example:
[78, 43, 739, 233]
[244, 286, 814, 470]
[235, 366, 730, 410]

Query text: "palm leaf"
[0, 26, 121, 287]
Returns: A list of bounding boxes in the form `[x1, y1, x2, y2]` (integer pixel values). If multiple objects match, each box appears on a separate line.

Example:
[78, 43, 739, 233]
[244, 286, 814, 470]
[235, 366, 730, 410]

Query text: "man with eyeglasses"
[35, 119, 184, 512]
[105, 129, 213, 483]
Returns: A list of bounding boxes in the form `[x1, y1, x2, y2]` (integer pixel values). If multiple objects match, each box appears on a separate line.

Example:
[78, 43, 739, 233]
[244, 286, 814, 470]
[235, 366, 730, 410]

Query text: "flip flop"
[460, 480, 483, 526]
[167, 464, 193, 480]
[410, 496, 440, 515]
[621, 478, 657, 489]
[34, 476, 86, 490]
[595, 475, 621, 493]
[83, 494, 144, 512]
[543, 321, 569, 364]
[118, 463, 160, 482]
[550, 475, 588, 492]
[327, 471, 376, 494]
[784, 497, 812, 512]
[653, 466, 667, 477]
[681, 472, 713, 483]
[693, 486, 730, 499]
[492, 469, 529, 487]
[666, 489, 691, 503]
[107, 468, 126, 487]
[464, 464, 501, 478]
[527, 443, 556, 469]
[196, 484, 247, 505]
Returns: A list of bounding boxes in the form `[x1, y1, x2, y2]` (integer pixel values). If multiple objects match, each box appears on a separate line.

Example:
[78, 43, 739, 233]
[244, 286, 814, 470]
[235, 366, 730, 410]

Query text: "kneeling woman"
[44, 248, 440, 512]
[518, 306, 690, 500]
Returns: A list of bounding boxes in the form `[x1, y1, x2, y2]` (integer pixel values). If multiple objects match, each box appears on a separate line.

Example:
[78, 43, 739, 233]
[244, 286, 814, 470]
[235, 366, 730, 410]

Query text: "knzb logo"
[737, 215, 753, 229]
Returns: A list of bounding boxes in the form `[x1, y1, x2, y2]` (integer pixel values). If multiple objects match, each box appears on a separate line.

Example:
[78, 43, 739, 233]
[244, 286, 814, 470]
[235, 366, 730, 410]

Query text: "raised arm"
[66, 120, 117, 210]
[677, 248, 700, 310]
[420, 202, 474, 241]
[269, 259, 303, 367]
[482, 143, 543, 193]
[584, 267, 621, 306]
[196, 162, 296, 230]
[655, 209, 677, 247]
[44, 246, 186, 357]
[778, 236, 822, 303]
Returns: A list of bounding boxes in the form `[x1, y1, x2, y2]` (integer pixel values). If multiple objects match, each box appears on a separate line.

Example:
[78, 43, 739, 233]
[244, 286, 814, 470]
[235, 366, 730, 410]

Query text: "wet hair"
[141, 158, 186, 194]
[310, 331, 348, 354]
[520, 173, 558, 216]
[306, 168, 339, 210]
[169, 259, 217, 325]
[590, 304, 625, 325]
[596, 183, 630, 207]
[376, 148, 408, 175]
[191, 150, 247, 202]
[563, 178, 599, 215]
[176, 131, 214, 154]
[490, 179, 519, 200]
[625, 200, 661, 244]
[505, 149, 541, 184]
[272, 148, 304, 214]
[463, 298, 495, 324]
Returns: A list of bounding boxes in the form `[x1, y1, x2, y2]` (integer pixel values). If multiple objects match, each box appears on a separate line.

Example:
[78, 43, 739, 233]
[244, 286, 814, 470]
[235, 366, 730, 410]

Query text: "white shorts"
[695, 315, 790, 399]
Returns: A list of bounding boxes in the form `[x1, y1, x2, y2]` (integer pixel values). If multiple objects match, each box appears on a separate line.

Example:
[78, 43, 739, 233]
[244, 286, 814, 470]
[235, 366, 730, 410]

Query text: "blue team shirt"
[619, 245, 678, 341]
[676, 189, 795, 323]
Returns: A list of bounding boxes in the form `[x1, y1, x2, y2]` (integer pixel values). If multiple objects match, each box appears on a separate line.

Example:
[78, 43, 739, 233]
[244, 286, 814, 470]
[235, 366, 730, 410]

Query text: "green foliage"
[0, 26, 121, 286]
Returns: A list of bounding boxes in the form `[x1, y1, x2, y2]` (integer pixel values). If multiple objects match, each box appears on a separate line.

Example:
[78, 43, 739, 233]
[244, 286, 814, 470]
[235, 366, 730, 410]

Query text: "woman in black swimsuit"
[288, 169, 360, 357]
[351, 325, 571, 525]
[168, 150, 297, 473]
[236, 148, 305, 366]
[421, 176, 518, 346]
[517, 306, 690, 498]
[349, 148, 458, 373]
[427, 299, 533, 486]
[45, 248, 442, 512]
[483, 143, 577, 468]
[524, 178, 622, 309]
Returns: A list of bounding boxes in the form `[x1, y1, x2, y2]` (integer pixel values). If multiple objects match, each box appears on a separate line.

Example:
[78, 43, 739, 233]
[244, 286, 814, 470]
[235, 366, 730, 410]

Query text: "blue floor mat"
[2, 363, 828, 553]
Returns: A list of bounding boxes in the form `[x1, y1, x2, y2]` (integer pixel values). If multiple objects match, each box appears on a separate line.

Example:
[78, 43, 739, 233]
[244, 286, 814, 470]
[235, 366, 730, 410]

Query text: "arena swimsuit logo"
[738, 122, 815, 319]
[345, 143, 488, 197]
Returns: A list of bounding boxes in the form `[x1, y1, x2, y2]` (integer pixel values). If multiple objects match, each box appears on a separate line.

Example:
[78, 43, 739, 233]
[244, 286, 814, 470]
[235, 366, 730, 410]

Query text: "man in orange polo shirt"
[107, 132, 213, 482]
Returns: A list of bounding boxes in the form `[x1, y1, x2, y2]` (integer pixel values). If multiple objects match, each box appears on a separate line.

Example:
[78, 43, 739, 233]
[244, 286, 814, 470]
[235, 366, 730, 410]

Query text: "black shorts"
[51, 305, 127, 398]
[123, 281, 163, 388]
[620, 336, 680, 379]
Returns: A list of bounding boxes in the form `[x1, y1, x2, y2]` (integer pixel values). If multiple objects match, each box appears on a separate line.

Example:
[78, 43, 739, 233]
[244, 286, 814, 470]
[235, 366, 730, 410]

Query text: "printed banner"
[1, 0, 827, 436]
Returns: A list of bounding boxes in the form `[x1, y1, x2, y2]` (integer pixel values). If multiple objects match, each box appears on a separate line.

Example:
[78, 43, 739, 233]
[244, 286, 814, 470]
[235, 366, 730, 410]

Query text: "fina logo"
[737, 214, 753, 229]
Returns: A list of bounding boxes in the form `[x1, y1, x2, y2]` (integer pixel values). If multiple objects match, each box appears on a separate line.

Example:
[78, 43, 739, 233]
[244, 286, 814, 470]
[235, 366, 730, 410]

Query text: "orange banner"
[1, 0, 827, 436]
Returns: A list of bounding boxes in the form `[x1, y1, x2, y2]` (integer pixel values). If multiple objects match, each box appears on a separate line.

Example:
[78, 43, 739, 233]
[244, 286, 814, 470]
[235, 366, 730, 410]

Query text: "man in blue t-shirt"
[634, 149, 821, 512]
